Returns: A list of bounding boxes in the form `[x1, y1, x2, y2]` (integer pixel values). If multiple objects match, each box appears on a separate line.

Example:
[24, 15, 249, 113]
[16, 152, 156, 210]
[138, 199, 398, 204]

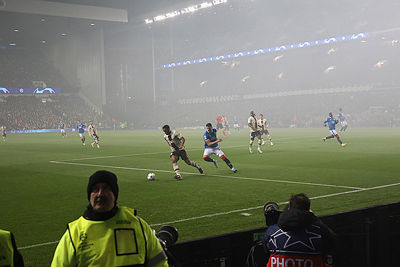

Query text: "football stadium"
[1, 1, 400, 266]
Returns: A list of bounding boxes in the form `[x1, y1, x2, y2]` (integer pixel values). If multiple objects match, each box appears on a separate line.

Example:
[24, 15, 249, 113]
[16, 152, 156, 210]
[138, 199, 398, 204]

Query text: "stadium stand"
[0, 95, 112, 130]
[0, 49, 71, 89]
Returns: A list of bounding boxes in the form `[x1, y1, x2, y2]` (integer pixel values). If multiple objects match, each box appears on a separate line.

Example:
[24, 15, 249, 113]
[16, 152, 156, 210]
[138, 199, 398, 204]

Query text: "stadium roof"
[0, 0, 190, 49]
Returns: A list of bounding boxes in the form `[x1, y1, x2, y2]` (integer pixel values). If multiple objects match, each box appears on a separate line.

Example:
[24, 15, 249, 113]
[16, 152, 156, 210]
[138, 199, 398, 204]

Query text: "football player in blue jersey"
[76, 120, 86, 146]
[202, 123, 237, 173]
[59, 121, 66, 138]
[338, 108, 348, 132]
[322, 113, 346, 147]
[233, 116, 240, 132]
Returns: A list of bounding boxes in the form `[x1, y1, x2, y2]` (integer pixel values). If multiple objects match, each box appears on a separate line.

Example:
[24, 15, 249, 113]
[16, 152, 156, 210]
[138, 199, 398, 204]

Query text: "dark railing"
[169, 202, 400, 267]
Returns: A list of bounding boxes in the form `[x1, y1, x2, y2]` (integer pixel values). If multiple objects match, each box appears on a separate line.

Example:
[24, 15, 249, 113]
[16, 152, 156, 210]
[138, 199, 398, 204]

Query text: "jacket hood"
[277, 208, 317, 231]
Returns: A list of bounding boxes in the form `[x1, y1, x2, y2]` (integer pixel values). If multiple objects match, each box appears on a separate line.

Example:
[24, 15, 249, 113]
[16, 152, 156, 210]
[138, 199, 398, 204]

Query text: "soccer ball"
[147, 173, 156, 181]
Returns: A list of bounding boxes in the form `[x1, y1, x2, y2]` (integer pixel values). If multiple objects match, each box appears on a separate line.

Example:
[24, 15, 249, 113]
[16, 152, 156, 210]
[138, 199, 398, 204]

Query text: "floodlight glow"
[145, 0, 227, 24]
[200, 2, 213, 8]
[162, 32, 370, 69]
[165, 11, 179, 18]
[154, 15, 167, 22]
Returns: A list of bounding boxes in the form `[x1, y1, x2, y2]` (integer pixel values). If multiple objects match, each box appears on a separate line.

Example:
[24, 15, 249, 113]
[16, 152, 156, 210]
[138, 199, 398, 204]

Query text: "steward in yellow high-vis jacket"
[0, 229, 25, 267]
[51, 170, 168, 267]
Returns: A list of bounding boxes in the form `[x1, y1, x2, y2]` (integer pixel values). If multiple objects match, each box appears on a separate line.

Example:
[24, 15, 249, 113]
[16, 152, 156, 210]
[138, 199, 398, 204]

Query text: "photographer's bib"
[268, 254, 325, 267]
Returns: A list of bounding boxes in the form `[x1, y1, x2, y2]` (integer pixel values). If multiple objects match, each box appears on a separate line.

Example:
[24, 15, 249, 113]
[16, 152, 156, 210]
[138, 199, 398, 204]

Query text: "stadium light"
[145, 0, 227, 24]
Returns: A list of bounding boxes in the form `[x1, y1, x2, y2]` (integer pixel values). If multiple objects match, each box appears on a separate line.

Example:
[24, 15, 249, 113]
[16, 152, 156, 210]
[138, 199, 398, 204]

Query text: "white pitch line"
[152, 182, 400, 226]
[201, 173, 363, 190]
[53, 135, 306, 162]
[49, 160, 362, 190]
[20, 181, 400, 250]
[55, 145, 246, 162]
[19, 240, 59, 250]
[58, 151, 171, 162]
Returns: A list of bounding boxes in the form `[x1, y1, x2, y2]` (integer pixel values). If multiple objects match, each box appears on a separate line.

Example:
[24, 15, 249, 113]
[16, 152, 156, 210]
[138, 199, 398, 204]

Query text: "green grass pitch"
[1, 128, 399, 266]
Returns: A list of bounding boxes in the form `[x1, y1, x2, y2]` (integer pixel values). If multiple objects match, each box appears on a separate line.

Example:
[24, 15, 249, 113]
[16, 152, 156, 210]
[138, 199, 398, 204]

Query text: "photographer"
[51, 170, 168, 267]
[264, 193, 336, 267]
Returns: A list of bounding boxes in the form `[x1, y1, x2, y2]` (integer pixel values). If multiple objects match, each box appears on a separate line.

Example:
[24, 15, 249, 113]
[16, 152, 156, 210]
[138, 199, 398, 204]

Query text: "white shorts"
[203, 147, 225, 157]
[60, 129, 65, 133]
[234, 124, 239, 128]
[340, 121, 348, 127]
[329, 130, 338, 136]
[79, 133, 85, 138]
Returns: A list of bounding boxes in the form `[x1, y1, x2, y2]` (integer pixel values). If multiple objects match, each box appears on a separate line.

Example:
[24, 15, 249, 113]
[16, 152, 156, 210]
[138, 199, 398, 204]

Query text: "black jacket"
[277, 208, 336, 254]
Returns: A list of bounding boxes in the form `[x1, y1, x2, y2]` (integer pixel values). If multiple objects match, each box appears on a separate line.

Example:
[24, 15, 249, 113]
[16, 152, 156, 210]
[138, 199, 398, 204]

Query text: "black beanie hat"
[87, 170, 119, 201]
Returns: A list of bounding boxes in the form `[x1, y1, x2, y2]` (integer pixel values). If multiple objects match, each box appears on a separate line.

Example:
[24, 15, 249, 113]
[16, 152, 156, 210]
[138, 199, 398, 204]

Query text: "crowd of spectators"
[0, 95, 112, 131]
[144, 86, 400, 129]
[1, 87, 399, 131]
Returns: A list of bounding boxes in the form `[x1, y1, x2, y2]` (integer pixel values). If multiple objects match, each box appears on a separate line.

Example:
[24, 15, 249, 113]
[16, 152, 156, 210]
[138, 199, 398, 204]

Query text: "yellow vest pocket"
[114, 228, 138, 256]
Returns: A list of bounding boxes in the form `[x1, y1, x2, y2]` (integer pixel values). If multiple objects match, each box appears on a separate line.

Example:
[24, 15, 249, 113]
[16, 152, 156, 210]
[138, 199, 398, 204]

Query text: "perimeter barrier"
[169, 201, 400, 267]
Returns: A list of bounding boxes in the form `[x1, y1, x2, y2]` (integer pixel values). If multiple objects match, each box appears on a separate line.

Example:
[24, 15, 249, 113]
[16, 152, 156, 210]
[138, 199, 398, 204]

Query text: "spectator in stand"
[0, 95, 110, 131]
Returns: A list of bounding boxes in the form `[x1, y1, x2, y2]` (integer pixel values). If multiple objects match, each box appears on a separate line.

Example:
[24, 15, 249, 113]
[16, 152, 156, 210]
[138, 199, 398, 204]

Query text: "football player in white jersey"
[162, 125, 203, 180]
[1, 125, 6, 141]
[248, 111, 263, 153]
[88, 121, 100, 148]
[258, 114, 273, 146]
[222, 115, 231, 135]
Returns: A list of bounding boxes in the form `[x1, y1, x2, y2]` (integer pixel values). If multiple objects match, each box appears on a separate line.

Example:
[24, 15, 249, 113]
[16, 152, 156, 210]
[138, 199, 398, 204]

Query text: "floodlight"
[145, 0, 228, 24]
[200, 2, 213, 8]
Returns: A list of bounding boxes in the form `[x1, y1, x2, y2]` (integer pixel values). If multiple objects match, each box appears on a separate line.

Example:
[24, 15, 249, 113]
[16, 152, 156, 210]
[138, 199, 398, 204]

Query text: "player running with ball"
[162, 125, 203, 180]
[202, 123, 237, 173]
[322, 112, 347, 147]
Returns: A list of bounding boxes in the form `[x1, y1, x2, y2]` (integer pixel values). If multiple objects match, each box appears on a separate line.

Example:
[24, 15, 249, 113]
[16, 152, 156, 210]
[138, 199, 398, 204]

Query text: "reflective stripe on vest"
[0, 230, 14, 267]
[67, 207, 148, 267]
